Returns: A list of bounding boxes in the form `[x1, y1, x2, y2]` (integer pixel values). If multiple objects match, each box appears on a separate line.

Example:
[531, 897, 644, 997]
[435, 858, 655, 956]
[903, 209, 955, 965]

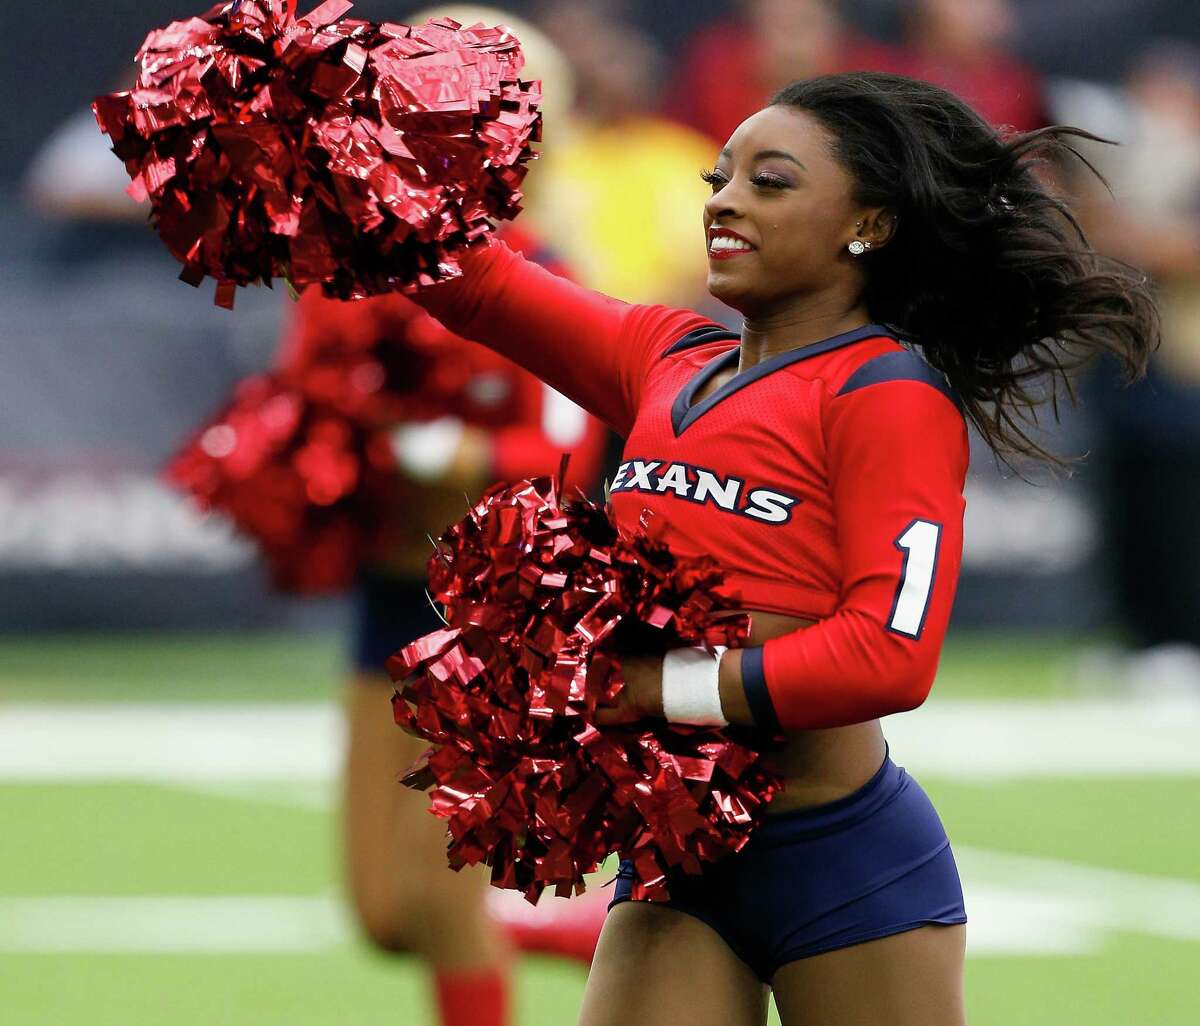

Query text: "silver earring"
[848, 240, 867, 255]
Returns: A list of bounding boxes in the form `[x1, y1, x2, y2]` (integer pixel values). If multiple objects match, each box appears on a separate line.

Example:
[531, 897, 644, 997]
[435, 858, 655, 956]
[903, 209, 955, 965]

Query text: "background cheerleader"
[284, 224, 606, 1026]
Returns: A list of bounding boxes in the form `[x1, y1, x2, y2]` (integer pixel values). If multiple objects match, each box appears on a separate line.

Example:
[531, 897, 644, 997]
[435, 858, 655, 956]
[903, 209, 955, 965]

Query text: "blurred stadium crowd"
[1, 0, 1198, 689]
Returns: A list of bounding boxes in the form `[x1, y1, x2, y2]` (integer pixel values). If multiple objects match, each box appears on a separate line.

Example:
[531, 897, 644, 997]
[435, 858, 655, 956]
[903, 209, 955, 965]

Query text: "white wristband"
[390, 417, 465, 482]
[661, 646, 728, 726]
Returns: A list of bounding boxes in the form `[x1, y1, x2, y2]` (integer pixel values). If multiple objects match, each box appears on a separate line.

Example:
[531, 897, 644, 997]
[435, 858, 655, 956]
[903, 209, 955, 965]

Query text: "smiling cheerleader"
[405, 72, 1157, 1025]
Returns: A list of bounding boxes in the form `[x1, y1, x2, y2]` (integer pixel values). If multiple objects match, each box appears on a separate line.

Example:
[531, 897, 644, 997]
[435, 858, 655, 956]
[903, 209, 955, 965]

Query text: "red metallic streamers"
[165, 255, 542, 593]
[279, 287, 522, 429]
[164, 373, 399, 591]
[92, 1, 540, 305]
[389, 472, 782, 903]
[167, 286, 538, 591]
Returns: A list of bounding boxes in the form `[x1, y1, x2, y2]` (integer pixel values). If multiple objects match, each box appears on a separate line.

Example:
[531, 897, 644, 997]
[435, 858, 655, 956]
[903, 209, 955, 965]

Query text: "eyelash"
[699, 169, 789, 191]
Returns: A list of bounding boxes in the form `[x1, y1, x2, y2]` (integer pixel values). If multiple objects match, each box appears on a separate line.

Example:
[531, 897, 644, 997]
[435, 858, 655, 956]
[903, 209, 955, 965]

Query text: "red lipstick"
[707, 226, 755, 260]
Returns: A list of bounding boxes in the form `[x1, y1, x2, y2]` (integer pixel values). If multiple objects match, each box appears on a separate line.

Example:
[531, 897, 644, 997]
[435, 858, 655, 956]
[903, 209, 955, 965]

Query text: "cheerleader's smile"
[707, 226, 756, 259]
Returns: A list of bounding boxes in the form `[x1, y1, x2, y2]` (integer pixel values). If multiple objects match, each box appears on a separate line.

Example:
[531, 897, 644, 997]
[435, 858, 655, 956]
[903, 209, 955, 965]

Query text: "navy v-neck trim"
[670, 323, 895, 436]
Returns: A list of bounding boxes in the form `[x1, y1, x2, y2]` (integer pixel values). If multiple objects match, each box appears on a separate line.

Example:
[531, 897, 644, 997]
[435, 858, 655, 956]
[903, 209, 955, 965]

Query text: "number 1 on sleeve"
[888, 519, 942, 639]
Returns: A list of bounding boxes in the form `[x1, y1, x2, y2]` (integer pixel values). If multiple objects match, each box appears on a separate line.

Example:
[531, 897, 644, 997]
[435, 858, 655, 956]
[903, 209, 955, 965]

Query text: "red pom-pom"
[390, 471, 782, 903]
[164, 373, 398, 592]
[168, 285, 539, 591]
[280, 288, 522, 428]
[92, 1, 540, 306]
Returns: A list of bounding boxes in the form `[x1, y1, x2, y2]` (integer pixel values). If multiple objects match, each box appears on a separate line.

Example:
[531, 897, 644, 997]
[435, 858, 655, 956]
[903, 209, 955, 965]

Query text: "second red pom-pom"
[390, 471, 782, 904]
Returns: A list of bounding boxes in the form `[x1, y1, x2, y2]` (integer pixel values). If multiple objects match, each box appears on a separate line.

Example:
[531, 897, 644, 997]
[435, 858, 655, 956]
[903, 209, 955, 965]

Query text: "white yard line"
[4, 848, 1198, 956]
[957, 886, 1103, 956]
[886, 696, 1200, 778]
[2, 697, 1199, 782]
[957, 846, 1200, 945]
[0, 887, 1098, 957]
[0, 895, 349, 953]
[0, 704, 342, 782]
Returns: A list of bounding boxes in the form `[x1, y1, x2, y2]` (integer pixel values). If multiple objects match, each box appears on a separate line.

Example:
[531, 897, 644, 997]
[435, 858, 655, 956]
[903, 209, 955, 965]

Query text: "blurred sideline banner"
[0, 205, 341, 631]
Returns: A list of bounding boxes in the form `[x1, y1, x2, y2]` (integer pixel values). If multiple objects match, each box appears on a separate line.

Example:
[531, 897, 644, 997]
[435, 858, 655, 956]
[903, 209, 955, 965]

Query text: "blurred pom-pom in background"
[91, 0, 542, 306]
[164, 373, 400, 592]
[390, 471, 782, 904]
[279, 286, 522, 428]
[165, 224, 566, 593]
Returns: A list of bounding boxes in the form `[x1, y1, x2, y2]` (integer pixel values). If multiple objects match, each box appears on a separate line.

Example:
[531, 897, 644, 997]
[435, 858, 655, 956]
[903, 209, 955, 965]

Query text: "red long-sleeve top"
[412, 239, 969, 732]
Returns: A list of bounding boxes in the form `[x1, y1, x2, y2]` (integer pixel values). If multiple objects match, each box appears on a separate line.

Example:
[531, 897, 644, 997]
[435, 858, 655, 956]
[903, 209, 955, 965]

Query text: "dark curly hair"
[771, 72, 1159, 465]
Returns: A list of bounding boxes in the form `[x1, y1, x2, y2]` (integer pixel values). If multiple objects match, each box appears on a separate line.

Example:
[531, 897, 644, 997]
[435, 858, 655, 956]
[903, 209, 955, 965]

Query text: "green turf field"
[1, 632, 1197, 1026]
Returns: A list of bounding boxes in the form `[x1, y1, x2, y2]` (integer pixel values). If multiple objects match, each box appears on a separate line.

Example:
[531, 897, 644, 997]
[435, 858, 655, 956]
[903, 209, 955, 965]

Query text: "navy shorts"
[351, 572, 447, 675]
[609, 752, 966, 981]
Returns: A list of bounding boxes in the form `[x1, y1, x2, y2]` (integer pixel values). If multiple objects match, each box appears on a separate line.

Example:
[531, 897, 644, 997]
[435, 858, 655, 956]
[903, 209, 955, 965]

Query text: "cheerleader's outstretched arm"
[413, 239, 714, 435]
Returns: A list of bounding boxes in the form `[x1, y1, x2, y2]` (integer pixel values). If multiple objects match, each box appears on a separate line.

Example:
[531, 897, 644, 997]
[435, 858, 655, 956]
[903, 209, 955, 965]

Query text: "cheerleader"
[404, 72, 1156, 1025]
[280, 220, 608, 1026]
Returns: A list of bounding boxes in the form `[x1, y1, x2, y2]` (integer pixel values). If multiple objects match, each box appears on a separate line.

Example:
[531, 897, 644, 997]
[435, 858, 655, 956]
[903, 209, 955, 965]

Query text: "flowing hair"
[771, 72, 1159, 465]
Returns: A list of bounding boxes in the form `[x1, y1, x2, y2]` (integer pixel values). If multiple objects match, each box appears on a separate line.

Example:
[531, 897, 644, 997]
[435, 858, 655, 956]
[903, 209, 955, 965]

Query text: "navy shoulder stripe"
[662, 324, 740, 358]
[836, 349, 963, 411]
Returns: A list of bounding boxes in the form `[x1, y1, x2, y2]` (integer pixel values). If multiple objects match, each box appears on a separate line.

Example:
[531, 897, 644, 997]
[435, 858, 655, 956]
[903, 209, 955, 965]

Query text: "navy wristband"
[740, 646, 782, 733]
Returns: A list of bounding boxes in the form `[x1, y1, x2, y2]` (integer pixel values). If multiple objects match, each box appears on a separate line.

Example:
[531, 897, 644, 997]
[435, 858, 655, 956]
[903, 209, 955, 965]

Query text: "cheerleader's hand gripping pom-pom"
[92, 0, 540, 307]
[389, 469, 783, 904]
